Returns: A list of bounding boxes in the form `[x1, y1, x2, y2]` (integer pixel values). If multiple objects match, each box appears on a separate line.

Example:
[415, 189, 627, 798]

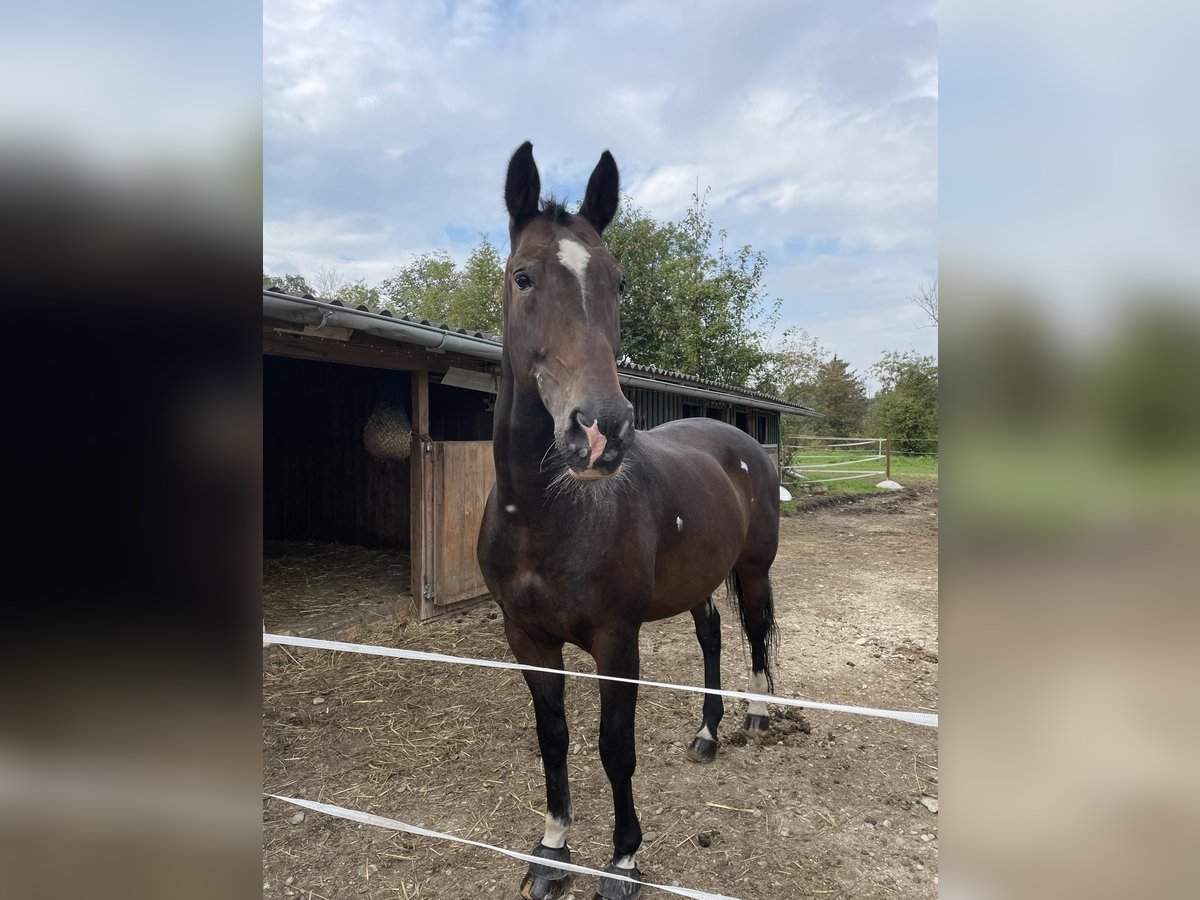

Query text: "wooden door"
[428, 441, 495, 610]
[762, 444, 780, 478]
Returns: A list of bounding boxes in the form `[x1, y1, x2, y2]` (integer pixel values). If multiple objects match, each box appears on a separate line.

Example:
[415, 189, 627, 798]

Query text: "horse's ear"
[579, 150, 619, 233]
[505, 141, 541, 230]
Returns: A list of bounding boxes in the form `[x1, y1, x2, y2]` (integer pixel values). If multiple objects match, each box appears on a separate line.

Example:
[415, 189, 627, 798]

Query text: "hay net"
[363, 397, 412, 461]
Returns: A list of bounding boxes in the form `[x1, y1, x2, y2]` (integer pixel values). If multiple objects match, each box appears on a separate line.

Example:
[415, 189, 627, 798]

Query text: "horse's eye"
[618, 277, 626, 293]
[514, 271, 532, 290]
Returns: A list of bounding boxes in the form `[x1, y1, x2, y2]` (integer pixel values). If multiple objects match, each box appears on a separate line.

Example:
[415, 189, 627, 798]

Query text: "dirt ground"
[264, 542, 414, 641]
[263, 484, 938, 900]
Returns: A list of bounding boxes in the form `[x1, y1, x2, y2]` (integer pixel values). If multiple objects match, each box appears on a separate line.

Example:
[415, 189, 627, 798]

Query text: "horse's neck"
[492, 358, 556, 503]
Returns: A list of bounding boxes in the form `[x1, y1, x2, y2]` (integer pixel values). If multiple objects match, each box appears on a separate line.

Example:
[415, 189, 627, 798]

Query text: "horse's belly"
[641, 462, 753, 618]
[646, 524, 745, 620]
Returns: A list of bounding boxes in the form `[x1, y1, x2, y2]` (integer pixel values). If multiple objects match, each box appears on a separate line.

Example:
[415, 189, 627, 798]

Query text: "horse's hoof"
[686, 735, 718, 763]
[520, 873, 571, 900]
[743, 713, 770, 733]
[594, 862, 643, 900]
[519, 843, 572, 900]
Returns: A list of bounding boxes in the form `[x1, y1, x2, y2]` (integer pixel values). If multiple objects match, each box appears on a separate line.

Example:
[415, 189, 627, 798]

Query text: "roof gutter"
[263, 290, 816, 417]
[263, 290, 503, 361]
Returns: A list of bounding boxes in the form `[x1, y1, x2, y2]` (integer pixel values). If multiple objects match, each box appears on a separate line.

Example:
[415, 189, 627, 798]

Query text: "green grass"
[779, 451, 938, 514]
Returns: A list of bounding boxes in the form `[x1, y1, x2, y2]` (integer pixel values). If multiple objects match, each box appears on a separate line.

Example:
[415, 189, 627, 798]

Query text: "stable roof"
[263, 287, 818, 417]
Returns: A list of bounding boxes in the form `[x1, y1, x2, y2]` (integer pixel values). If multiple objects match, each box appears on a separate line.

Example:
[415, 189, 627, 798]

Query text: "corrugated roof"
[263, 286, 816, 415]
[263, 285, 503, 343]
[617, 358, 812, 410]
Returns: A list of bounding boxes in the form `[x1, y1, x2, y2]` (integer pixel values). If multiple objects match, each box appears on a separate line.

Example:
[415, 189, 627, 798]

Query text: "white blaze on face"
[556, 238, 592, 319]
[747, 670, 770, 718]
[542, 812, 570, 849]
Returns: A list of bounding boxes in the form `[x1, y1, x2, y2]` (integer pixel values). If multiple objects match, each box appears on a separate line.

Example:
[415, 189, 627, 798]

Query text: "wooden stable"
[263, 288, 813, 622]
[264, 297, 502, 622]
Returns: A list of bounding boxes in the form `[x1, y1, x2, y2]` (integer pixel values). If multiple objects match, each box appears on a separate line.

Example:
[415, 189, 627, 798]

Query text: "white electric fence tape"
[267, 794, 742, 900]
[786, 455, 885, 469]
[786, 472, 887, 485]
[263, 632, 937, 728]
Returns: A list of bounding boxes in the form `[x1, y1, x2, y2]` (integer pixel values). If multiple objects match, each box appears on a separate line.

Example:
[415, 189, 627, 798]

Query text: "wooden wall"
[264, 356, 411, 549]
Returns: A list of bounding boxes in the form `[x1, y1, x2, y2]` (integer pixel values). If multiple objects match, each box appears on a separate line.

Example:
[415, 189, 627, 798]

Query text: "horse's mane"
[539, 196, 572, 224]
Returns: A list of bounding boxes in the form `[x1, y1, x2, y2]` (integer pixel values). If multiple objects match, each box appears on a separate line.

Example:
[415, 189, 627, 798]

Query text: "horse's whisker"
[538, 440, 557, 474]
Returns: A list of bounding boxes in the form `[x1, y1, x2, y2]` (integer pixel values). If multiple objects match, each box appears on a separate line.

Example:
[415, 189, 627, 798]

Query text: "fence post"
[885, 438, 892, 481]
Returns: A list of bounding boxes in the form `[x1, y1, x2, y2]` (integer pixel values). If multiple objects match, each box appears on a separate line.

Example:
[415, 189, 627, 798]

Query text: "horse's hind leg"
[731, 565, 778, 733]
[686, 596, 723, 763]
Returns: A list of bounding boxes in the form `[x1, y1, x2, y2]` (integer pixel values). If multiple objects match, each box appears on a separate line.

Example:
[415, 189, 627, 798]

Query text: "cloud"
[264, 0, 938, 374]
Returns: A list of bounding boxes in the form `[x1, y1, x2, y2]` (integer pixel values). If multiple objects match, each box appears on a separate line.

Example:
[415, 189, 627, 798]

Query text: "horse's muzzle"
[560, 401, 635, 476]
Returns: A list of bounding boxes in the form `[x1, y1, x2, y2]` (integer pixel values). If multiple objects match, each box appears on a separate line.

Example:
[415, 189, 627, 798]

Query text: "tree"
[378, 251, 462, 323]
[603, 203, 680, 367]
[311, 264, 346, 298]
[604, 191, 780, 388]
[376, 236, 504, 334]
[333, 278, 381, 307]
[913, 278, 938, 327]
[263, 272, 313, 295]
[275, 189, 781, 388]
[865, 351, 938, 453]
[762, 328, 833, 446]
[805, 356, 868, 437]
[454, 234, 505, 334]
[760, 328, 827, 404]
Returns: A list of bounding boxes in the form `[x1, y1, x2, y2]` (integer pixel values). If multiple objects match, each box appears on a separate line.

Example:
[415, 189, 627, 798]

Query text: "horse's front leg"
[592, 626, 644, 900]
[505, 620, 573, 900]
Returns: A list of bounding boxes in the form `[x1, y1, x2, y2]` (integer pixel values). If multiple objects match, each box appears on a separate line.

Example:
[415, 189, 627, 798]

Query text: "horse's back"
[642, 418, 779, 494]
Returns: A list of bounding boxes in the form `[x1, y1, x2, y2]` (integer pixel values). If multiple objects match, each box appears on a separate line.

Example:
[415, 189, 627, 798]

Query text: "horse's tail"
[725, 567, 780, 691]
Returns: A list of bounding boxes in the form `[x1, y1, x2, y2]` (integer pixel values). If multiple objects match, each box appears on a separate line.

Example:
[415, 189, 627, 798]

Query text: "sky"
[264, 0, 938, 391]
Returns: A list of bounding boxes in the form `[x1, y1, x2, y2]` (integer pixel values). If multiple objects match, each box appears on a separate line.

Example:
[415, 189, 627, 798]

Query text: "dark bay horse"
[478, 142, 781, 900]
